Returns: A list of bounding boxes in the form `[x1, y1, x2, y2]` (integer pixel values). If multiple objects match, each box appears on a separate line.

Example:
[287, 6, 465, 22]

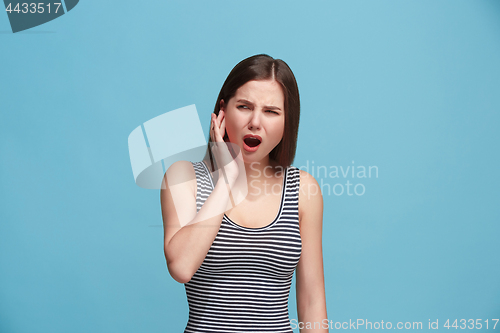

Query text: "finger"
[219, 110, 226, 127]
[214, 120, 222, 142]
[212, 117, 219, 142]
[210, 118, 215, 142]
[221, 117, 226, 138]
[220, 111, 225, 126]
[216, 111, 223, 128]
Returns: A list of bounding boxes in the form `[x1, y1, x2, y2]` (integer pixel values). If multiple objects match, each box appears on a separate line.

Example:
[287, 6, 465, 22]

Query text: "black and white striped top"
[184, 161, 302, 333]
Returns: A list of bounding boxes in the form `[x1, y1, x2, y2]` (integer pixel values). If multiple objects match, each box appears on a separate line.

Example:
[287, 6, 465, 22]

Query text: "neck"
[203, 153, 283, 184]
[244, 156, 274, 179]
[244, 155, 286, 186]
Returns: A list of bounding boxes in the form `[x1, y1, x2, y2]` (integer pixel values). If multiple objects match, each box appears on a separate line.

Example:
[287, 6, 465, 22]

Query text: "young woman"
[161, 54, 327, 332]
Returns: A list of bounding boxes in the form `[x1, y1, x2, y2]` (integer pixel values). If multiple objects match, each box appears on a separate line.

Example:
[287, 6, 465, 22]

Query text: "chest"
[200, 222, 302, 278]
[225, 186, 283, 229]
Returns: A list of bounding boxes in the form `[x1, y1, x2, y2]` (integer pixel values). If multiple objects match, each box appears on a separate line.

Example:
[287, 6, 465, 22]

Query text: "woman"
[161, 54, 327, 332]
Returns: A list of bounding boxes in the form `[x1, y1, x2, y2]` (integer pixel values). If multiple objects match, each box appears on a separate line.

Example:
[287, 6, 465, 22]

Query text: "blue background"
[1, 1, 499, 332]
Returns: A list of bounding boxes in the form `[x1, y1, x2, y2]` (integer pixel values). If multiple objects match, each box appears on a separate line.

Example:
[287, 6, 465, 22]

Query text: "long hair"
[204, 54, 300, 169]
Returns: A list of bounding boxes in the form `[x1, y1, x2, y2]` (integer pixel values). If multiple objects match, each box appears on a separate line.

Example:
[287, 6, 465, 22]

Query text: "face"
[221, 79, 285, 165]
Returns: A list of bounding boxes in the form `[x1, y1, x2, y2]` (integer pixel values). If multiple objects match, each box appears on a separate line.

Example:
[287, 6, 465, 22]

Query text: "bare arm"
[160, 160, 233, 283]
[296, 170, 328, 332]
[161, 110, 243, 284]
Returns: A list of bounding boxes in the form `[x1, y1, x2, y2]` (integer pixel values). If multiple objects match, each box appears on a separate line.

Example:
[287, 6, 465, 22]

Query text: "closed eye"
[266, 110, 279, 114]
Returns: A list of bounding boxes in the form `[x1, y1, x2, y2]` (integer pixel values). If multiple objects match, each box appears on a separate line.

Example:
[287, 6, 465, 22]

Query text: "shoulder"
[162, 160, 197, 195]
[297, 168, 321, 195]
[296, 168, 323, 224]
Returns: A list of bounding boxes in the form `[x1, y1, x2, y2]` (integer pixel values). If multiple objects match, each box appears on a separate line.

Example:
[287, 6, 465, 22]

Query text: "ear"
[219, 99, 225, 112]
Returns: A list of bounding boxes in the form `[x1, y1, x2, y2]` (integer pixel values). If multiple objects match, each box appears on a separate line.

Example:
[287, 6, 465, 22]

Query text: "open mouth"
[243, 137, 261, 147]
[243, 135, 262, 151]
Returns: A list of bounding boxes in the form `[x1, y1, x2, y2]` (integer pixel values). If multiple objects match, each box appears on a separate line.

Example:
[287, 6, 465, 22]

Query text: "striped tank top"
[184, 161, 302, 333]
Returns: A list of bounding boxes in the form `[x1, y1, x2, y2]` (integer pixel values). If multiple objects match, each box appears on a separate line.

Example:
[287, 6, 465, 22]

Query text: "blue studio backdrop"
[1, 1, 499, 332]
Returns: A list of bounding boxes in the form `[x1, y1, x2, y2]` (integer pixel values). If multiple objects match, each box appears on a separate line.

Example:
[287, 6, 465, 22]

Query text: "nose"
[248, 111, 261, 130]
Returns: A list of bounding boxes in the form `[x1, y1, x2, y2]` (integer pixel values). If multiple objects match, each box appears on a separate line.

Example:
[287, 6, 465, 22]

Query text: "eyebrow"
[236, 99, 282, 111]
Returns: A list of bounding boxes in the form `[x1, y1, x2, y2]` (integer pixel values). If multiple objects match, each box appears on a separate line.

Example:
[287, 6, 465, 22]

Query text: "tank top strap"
[190, 161, 213, 213]
[279, 165, 300, 222]
[287, 166, 301, 197]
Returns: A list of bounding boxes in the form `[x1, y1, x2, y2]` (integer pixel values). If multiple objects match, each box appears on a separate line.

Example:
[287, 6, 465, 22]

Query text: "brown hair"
[204, 54, 300, 168]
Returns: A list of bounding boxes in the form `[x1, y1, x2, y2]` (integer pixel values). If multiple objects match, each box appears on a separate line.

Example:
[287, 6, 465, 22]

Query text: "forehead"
[232, 80, 284, 106]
